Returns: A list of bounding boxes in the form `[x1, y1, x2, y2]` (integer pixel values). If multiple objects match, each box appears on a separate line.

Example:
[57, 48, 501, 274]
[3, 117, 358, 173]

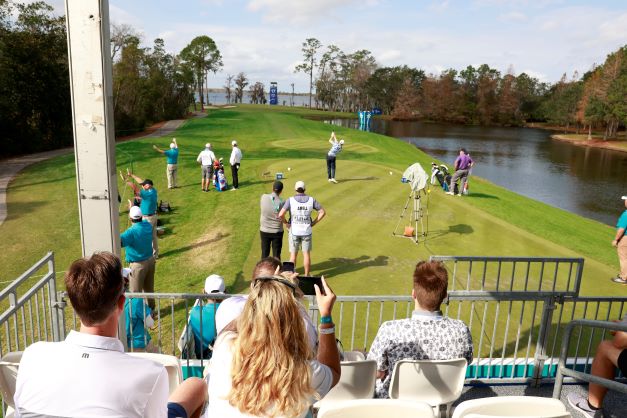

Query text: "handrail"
[552, 319, 627, 399]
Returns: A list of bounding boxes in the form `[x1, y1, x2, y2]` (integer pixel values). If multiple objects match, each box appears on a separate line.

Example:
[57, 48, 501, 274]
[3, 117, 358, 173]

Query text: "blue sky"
[34, 0, 627, 91]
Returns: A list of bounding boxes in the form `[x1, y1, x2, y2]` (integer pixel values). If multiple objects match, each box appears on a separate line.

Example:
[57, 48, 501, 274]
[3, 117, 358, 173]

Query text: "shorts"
[619, 349, 627, 376]
[289, 232, 312, 252]
[168, 402, 188, 418]
[201, 165, 212, 180]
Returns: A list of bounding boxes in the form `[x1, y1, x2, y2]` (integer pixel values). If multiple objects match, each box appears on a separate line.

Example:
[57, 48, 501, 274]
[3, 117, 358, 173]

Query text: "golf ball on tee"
[389, 171, 393, 175]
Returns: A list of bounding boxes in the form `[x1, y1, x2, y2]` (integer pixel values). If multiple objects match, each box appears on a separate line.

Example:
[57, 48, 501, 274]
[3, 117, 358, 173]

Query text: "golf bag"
[430, 163, 454, 192]
[215, 168, 228, 191]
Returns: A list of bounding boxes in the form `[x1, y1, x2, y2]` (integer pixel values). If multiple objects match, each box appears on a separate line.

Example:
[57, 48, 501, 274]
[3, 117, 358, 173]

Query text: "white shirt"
[197, 149, 216, 166]
[14, 330, 169, 418]
[229, 146, 242, 166]
[205, 332, 332, 418]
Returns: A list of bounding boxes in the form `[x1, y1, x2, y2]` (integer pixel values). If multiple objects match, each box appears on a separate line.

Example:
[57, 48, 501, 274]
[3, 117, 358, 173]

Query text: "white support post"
[65, 0, 120, 256]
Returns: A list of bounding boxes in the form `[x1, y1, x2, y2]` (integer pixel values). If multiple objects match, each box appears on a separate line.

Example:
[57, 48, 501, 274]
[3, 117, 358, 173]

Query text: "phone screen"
[298, 276, 324, 296]
[282, 261, 295, 272]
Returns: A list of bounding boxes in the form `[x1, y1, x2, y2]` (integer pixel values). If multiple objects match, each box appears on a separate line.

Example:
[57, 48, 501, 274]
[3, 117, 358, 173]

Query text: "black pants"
[231, 163, 240, 188]
[326, 155, 336, 179]
[260, 230, 284, 260]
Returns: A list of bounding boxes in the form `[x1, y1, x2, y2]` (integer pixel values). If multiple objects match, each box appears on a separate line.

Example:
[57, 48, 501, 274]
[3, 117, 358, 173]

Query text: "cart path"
[0, 112, 206, 226]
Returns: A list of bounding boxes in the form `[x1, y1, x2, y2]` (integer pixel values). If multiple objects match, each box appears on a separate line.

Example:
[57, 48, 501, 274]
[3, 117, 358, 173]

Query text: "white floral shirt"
[367, 310, 473, 398]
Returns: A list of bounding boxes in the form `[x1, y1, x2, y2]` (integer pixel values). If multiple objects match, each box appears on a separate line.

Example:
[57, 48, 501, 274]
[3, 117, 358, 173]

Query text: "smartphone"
[298, 276, 324, 296]
[282, 261, 295, 272]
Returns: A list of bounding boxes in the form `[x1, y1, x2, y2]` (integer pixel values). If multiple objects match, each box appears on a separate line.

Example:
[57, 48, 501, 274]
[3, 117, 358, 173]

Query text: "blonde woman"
[206, 276, 340, 417]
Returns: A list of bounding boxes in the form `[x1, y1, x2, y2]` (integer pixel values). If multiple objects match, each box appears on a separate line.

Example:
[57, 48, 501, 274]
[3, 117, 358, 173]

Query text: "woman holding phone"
[206, 276, 340, 417]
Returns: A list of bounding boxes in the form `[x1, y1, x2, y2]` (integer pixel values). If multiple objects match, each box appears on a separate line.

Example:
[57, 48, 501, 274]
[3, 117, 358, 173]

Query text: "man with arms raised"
[367, 260, 473, 398]
[278, 181, 326, 276]
[14, 252, 207, 418]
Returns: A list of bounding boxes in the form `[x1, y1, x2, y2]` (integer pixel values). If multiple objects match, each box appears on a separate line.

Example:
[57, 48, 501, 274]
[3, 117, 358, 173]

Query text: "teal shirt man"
[120, 220, 153, 262]
[125, 297, 152, 349]
[189, 303, 219, 358]
[139, 187, 158, 215]
[617, 211, 627, 234]
[164, 148, 179, 164]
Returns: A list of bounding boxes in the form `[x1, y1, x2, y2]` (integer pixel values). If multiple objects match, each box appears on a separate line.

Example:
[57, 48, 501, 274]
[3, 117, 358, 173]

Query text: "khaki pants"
[129, 257, 156, 309]
[618, 238, 627, 280]
[143, 214, 159, 257]
[167, 163, 177, 188]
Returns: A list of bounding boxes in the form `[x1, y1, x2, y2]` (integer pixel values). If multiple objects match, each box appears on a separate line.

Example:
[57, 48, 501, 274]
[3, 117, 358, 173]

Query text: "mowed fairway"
[0, 105, 618, 299]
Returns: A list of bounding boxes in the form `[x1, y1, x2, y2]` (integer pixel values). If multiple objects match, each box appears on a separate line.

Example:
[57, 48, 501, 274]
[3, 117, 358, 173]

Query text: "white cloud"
[246, 0, 362, 25]
[521, 69, 548, 82]
[428, 0, 450, 12]
[109, 4, 143, 29]
[598, 13, 627, 44]
[378, 49, 402, 63]
[499, 11, 527, 22]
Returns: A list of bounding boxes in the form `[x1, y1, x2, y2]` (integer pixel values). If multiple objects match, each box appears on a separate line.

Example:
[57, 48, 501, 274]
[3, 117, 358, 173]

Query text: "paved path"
[0, 112, 205, 226]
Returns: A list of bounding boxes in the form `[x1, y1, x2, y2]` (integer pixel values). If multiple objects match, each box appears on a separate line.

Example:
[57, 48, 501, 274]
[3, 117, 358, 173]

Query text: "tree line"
[294, 38, 626, 137]
[0, 1, 223, 157]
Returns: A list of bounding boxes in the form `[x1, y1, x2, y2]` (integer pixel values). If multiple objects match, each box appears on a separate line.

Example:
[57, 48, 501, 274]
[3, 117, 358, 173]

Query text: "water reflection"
[323, 118, 627, 226]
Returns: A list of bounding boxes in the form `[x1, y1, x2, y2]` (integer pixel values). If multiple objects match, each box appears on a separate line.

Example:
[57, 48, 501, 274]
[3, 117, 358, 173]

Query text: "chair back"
[127, 352, 182, 395]
[314, 360, 376, 409]
[452, 396, 570, 418]
[342, 351, 366, 361]
[0, 352, 22, 409]
[389, 358, 467, 406]
[318, 399, 434, 418]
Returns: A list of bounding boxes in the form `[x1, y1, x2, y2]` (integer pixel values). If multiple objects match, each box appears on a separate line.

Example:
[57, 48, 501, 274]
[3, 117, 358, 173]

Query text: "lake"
[324, 118, 627, 226]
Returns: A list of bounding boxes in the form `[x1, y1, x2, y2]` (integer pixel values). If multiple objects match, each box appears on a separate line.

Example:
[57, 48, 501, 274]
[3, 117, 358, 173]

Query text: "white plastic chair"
[0, 351, 22, 418]
[314, 360, 376, 410]
[452, 396, 570, 418]
[318, 399, 435, 418]
[389, 358, 467, 417]
[128, 352, 182, 395]
[342, 351, 366, 361]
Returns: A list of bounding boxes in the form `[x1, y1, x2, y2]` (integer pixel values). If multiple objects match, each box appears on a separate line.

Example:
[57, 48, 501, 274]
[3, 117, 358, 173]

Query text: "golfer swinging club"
[326, 131, 344, 184]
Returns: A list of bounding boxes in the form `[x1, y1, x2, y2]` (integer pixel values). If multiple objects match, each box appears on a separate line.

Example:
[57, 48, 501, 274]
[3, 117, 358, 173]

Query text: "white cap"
[122, 268, 132, 278]
[622, 196, 627, 200]
[170, 143, 176, 149]
[339, 139, 345, 144]
[215, 296, 247, 334]
[129, 206, 143, 219]
[295, 180, 305, 191]
[204, 274, 225, 294]
[205, 143, 211, 149]
[231, 140, 237, 146]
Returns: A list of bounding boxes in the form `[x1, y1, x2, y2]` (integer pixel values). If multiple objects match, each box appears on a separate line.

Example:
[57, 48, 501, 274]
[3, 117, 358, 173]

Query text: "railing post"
[532, 296, 557, 386]
[46, 253, 64, 342]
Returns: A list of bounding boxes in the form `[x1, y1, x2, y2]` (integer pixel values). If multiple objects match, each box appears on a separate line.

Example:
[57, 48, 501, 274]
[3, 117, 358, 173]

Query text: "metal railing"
[553, 319, 627, 399]
[0, 252, 64, 354]
[1, 254, 625, 387]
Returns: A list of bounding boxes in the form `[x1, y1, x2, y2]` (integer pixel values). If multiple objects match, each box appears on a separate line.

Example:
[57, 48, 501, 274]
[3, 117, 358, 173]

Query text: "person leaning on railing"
[206, 274, 341, 418]
[567, 314, 627, 417]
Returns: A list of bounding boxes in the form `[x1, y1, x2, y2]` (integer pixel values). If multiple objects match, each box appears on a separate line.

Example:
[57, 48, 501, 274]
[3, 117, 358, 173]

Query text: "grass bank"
[551, 134, 627, 153]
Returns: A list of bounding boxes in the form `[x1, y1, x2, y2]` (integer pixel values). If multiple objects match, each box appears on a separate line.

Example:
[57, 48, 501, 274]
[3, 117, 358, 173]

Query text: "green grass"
[0, 105, 622, 355]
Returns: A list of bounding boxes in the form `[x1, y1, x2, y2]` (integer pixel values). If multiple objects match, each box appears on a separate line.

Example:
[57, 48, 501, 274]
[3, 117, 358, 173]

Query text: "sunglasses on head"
[254, 276, 297, 296]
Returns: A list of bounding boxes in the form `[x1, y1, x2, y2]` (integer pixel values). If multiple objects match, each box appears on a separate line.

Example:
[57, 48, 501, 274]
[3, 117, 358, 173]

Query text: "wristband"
[319, 326, 335, 335]
[320, 315, 332, 324]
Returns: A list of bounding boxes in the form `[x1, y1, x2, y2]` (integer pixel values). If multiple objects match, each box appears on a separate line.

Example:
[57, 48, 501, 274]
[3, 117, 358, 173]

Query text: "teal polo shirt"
[125, 298, 152, 349]
[164, 148, 179, 164]
[617, 210, 627, 236]
[189, 303, 219, 358]
[139, 187, 157, 215]
[120, 221, 153, 262]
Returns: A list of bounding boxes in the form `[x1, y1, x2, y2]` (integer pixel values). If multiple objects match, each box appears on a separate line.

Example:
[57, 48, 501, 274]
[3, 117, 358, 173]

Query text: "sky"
[28, 0, 627, 92]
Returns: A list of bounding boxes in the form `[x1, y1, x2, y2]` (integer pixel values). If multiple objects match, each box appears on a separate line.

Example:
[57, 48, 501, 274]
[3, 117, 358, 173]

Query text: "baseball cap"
[204, 274, 225, 294]
[231, 140, 238, 146]
[215, 296, 247, 334]
[140, 179, 153, 186]
[295, 180, 305, 191]
[129, 206, 143, 219]
[170, 143, 176, 149]
[622, 196, 627, 200]
[339, 139, 345, 145]
[273, 181, 284, 192]
[205, 143, 211, 148]
[122, 268, 132, 278]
